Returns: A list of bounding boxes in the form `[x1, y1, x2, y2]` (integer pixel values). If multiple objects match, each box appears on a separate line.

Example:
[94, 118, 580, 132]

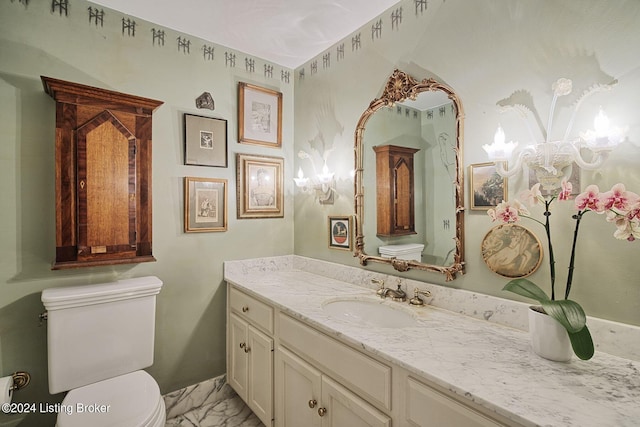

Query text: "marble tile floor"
[165, 394, 264, 427]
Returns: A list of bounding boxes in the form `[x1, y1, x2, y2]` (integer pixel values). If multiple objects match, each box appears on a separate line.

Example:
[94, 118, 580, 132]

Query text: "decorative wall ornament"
[264, 64, 273, 78]
[323, 53, 330, 69]
[11, 0, 29, 6]
[51, 0, 68, 16]
[352, 33, 361, 51]
[225, 52, 236, 67]
[202, 45, 214, 60]
[372, 19, 382, 40]
[87, 7, 104, 27]
[415, 0, 428, 15]
[245, 58, 255, 72]
[195, 92, 215, 110]
[298, 69, 305, 80]
[177, 37, 190, 54]
[391, 7, 403, 30]
[122, 18, 136, 37]
[310, 61, 317, 75]
[481, 224, 542, 278]
[151, 29, 165, 46]
[337, 43, 344, 61]
[281, 70, 290, 83]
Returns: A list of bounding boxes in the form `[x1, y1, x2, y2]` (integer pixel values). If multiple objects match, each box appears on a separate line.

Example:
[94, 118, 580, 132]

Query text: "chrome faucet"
[372, 278, 406, 302]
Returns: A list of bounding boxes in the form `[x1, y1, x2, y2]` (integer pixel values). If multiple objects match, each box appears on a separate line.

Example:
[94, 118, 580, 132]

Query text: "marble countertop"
[225, 261, 640, 427]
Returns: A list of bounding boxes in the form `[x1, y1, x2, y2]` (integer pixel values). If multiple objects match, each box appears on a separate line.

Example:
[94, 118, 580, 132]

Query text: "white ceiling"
[90, 0, 401, 69]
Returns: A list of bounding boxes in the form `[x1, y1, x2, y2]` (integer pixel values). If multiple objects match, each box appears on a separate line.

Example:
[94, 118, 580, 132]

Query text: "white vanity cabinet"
[227, 286, 274, 426]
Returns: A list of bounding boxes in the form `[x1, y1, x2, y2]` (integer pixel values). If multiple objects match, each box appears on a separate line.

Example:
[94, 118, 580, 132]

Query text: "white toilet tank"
[41, 276, 163, 394]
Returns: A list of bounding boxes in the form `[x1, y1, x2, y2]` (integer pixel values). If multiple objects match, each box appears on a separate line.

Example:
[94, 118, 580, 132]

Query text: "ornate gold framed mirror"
[354, 69, 465, 281]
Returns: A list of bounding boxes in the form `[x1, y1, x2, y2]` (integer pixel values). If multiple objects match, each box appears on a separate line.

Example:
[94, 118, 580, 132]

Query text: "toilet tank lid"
[42, 276, 163, 311]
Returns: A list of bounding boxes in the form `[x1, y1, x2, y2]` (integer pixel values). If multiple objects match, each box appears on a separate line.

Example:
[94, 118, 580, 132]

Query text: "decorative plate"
[481, 223, 542, 278]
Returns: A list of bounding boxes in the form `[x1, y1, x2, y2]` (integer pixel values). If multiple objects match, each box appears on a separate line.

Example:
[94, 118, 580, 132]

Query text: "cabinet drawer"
[278, 313, 391, 411]
[229, 286, 274, 334]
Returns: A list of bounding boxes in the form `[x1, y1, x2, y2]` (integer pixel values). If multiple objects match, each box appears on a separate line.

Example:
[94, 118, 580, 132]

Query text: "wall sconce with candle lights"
[294, 150, 336, 204]
[483, 78, 626, 191]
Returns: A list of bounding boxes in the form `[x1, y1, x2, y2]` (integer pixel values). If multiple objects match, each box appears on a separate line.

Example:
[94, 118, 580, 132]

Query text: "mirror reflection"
[354, 69, 465, 280]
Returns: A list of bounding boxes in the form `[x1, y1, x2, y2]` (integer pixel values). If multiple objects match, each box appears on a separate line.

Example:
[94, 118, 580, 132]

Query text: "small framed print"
[238, 82, 282, 148]
[481, 223, 542, 278]
[236, 153, 284, 219]
[328, 216, 352, 250]
[184, 177, 227, 232]
[184, 114, 228, 167]
[469, 162, 507, 210]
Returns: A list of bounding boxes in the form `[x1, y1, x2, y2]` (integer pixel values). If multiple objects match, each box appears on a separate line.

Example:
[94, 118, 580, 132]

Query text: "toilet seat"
[56, 370, 165, 427]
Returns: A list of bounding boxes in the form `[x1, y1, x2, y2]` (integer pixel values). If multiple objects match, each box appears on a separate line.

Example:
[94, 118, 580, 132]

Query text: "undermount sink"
[322, 297, 417, 328]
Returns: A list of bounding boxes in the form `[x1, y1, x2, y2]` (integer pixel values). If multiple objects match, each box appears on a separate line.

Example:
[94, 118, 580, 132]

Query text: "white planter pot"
[528, 306, 573, 362]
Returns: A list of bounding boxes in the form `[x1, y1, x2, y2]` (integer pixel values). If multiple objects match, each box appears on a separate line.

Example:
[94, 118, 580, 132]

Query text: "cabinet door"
[275, 346, 322, 427]
[320, 375, 390, 427]
[228, 313, 249, 400]
[248, 326, 274, 425]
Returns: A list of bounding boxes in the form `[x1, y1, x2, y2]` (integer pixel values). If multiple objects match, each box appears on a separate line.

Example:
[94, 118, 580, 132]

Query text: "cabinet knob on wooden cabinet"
[308, 399, 317, 408]
[242, 306, 249, 312]
[318, 407, 327, 417]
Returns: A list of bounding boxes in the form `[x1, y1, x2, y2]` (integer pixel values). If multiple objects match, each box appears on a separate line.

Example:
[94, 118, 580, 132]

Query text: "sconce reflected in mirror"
[483, 78, 626, 191]
[294, 151, 335, 204]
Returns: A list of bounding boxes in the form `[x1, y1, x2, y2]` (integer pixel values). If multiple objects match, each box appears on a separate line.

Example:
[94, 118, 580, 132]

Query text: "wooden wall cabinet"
[42, 76, 163, 269]
[373, 145, 420, 237]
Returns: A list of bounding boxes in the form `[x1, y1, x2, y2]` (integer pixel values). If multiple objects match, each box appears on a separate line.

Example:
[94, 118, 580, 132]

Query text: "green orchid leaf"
[541, 299, 586, 334]
[502, 279, 550, 303]
[568, 325, 595, 360]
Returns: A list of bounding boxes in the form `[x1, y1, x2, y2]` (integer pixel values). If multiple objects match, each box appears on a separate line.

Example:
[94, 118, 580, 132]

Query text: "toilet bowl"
[41, 277, 166, 427]
[56, 371, 165, 427]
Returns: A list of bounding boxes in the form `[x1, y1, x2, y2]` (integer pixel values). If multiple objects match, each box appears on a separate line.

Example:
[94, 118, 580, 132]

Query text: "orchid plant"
[488, 181, 640, 360]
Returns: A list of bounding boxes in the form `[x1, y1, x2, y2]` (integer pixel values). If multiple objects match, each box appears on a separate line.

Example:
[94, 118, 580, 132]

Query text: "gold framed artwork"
[469, 162, 507, 210]
[481, 223, 542, 278]
[238, 82, 282, 148]
[328, 216, 352, 250]
[184, 114, 228, 167]
[236, 153, 284, 219]
[184, 177, 227, 232]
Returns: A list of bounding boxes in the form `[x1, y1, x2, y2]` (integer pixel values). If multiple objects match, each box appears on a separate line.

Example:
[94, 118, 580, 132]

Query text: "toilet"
[379, 243, 425, 262]
[41, 276, 165, 427]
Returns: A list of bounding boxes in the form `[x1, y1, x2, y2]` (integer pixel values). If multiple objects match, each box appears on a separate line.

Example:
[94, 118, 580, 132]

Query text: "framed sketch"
[184, 114, 227, 167]
[481, 223, 542, 278]
[470, 162, 507, 210]
[184, 177, 227, 232]
[238, 82, 282, 148]
[328, 216, 352, 250]
[236, 153, 284, 219]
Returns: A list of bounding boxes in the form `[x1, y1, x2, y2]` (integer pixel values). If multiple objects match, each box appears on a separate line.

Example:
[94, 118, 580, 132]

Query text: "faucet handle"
[409, 287, 432, 306]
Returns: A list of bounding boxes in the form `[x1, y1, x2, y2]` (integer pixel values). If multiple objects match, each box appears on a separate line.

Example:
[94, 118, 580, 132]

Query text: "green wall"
[293, 0, 640, 325]
[0, 1, 293, 425]
[1, 0, 640, 426]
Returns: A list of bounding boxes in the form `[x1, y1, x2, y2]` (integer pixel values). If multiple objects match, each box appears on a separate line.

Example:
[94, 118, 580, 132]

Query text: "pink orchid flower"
[520, 183, 542, 206]
[599, 183, 640, 212]
[558, 179, 572, 201]
[488, 200, 529, 223]
[575, 185, 601, 211]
